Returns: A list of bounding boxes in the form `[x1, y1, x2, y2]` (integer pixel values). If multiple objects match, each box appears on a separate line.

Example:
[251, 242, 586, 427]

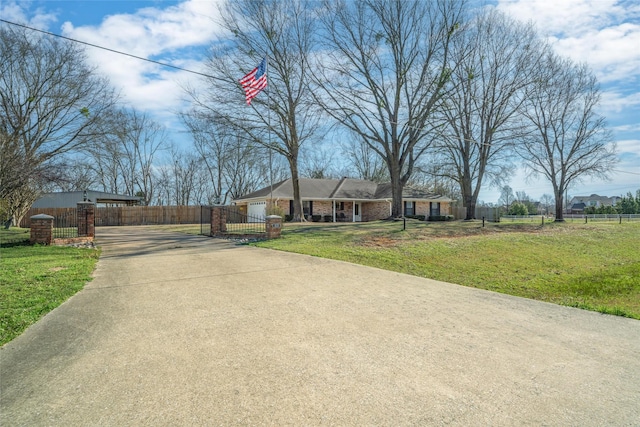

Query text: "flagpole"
[266, 56, 273, 212]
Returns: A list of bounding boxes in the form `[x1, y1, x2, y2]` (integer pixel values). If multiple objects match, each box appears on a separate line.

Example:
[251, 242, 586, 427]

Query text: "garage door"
[247, 201, 266, 222]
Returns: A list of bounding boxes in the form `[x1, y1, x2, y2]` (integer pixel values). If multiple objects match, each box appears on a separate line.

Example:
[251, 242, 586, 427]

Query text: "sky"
[1, 0, 639, 204]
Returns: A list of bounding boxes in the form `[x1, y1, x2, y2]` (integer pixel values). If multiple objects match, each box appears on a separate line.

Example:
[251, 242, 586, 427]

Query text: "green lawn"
[0, 229, 100, 346]
[254, 220, 640, 319]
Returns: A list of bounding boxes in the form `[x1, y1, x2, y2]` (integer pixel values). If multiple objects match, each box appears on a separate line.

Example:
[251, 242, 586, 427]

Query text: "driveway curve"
[1, 226, 639, 426]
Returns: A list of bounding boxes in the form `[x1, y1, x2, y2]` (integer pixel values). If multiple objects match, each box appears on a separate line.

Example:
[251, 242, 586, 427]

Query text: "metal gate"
[200, 205, 267, 238]
[200, 205, 212, 236]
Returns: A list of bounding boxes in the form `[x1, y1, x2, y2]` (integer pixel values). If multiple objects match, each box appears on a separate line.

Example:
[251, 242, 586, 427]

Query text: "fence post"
[210, 206, 227, 235]
[265, 215, 282, 239]
[77, 202, 95, 237]
[30, 214, 54, 245]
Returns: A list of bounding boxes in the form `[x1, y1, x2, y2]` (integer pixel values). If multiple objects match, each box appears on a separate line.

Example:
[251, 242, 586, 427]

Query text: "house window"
[303, 200, 313, 216]
[430, 202, 441, 216]
[335, 201, 344, 210]
[404, 201, 414, 216]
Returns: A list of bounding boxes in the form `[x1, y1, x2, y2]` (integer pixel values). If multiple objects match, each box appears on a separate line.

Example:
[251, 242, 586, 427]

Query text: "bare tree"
[435, 9, 544, 219]
[0, 25, 118, 224]
[311, 0, 465, 217]
[46, 157, 96, 192]
[166, 148, 201, 206]
[115, 109, 167, 205]
[539, 194, 554, 216]
[300, 145, 340, 179]
[498, 185, 514, 212]
[81, 108, 167, 204]
[182, 111, 270, 205]
[516, 53, 617, 221]
[185, 0, 321, 220]
[343, 133, 389, 183]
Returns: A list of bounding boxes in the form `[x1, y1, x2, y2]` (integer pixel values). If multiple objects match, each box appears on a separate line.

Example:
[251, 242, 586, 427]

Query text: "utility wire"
[0, 18, 216, 79]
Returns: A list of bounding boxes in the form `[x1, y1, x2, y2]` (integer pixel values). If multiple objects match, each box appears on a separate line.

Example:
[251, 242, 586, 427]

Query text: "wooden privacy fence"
[21, 205, 204, 227]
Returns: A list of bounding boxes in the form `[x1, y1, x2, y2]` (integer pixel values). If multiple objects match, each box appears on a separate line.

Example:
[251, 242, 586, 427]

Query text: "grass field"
[0, 228, 100, 346]
[253, 220, 640, 319]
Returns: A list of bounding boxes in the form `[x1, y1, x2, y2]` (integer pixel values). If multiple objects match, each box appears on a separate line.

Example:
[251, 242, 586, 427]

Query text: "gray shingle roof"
[234, 178, 451, 202]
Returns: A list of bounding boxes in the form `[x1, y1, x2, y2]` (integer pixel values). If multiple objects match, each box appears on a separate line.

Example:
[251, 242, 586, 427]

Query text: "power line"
[611, 168, 640, 176]
[0, 18, 215, 79]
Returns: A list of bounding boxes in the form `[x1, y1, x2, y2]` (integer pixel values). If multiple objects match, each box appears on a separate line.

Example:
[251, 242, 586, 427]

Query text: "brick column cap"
[31, 214, 54, 220]
[77, 201, 95, 206]
[266, 215, 282, 220]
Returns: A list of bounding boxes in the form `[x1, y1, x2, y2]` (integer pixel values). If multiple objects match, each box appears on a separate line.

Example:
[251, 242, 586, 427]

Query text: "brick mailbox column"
[77, 202, 96, 238]
[30, 214, 54, 245]
[210, 206, 227, 235]
[265, 215, 282, 239]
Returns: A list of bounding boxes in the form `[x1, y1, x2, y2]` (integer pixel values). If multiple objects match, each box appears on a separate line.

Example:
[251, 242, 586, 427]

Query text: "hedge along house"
[232, 178, 452, 222]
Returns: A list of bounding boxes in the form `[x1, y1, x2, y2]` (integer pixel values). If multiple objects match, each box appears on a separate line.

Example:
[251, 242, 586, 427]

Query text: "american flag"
[239, 57, 267, 105]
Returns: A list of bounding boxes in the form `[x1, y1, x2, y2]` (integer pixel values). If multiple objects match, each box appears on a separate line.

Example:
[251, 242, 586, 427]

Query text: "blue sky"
[1, 0, 638, 203]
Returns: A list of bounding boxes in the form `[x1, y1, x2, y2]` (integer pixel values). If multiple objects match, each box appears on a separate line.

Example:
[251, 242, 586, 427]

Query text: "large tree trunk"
[554, 190, 565, 221]
[390, 162, 404, 218]
[465, 198, 476, 220]
[462, 179, 475, 220]
[289, 156, 304, 222]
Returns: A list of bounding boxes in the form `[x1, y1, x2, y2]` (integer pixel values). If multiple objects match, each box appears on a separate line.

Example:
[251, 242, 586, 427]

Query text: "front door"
[354, 202, 362, 222]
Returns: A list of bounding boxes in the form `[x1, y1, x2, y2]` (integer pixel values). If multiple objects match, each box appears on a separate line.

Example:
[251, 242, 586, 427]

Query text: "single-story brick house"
[232, 178, 452, 222]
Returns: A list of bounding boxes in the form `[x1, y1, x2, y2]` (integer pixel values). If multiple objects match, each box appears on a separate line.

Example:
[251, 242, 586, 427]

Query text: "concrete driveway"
[1, 226, 639, 426]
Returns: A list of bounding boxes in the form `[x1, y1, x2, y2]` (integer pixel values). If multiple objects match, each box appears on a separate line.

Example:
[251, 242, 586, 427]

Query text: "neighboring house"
[32, 190, 141, 208]
[568, 194, 621, 214]
[232, 178, 452, 222]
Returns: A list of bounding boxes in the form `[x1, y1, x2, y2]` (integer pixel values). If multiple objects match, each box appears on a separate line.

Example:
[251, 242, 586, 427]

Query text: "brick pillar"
[210, 206, 226, 235]
[77, 202, 95, 237]
[30, 214, 54, 245]
[265, 215, 282, 239]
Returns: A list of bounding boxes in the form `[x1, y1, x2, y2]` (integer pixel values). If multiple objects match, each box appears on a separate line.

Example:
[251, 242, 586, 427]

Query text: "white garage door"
[247, 201, 266, 222]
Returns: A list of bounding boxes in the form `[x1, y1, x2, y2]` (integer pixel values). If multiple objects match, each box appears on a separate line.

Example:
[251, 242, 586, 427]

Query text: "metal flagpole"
[266, 56, 274, 211]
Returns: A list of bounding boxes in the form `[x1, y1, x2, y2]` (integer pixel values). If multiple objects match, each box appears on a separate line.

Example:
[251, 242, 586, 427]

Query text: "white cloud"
[0, 0, 57, 29]
[615, 139, 640, 156]
[58, 0, 227, 116]
[496, 0, 630, 36]
[600, 90, 640, 114]
[496, 0, 640, 82]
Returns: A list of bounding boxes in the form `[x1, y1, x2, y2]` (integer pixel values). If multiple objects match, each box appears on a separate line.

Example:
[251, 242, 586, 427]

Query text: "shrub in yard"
[509, 201, 529, 215]
[323, 215, 332, 222]
[312, 215, 322, 222]
[405, 215, 426, 221]
[428, 215, 454, 221]
[266, 204, 285, 218]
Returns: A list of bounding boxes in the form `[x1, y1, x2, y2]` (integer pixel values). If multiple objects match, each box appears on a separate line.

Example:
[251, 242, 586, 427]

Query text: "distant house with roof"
[32, 190, 141, 208]
[232, 178, 452, 222]
[568, 194, 621, 214]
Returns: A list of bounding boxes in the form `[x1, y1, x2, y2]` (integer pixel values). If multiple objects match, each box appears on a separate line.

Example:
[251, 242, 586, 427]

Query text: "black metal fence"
[52, 209, 78, 238]
[224, 208, 267, 236]
[200, 206, 267, 238]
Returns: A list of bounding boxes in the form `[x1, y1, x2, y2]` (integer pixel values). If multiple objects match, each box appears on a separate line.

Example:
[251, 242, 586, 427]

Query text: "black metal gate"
[200, 205, 211, 236]
[200, 205, 267, 238]
[53, 209, 78, 238]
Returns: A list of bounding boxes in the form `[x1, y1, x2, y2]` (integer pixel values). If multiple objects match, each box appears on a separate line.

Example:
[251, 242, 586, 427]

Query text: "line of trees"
[1, 0, 619, 225]
[186, 0, 616, 221]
